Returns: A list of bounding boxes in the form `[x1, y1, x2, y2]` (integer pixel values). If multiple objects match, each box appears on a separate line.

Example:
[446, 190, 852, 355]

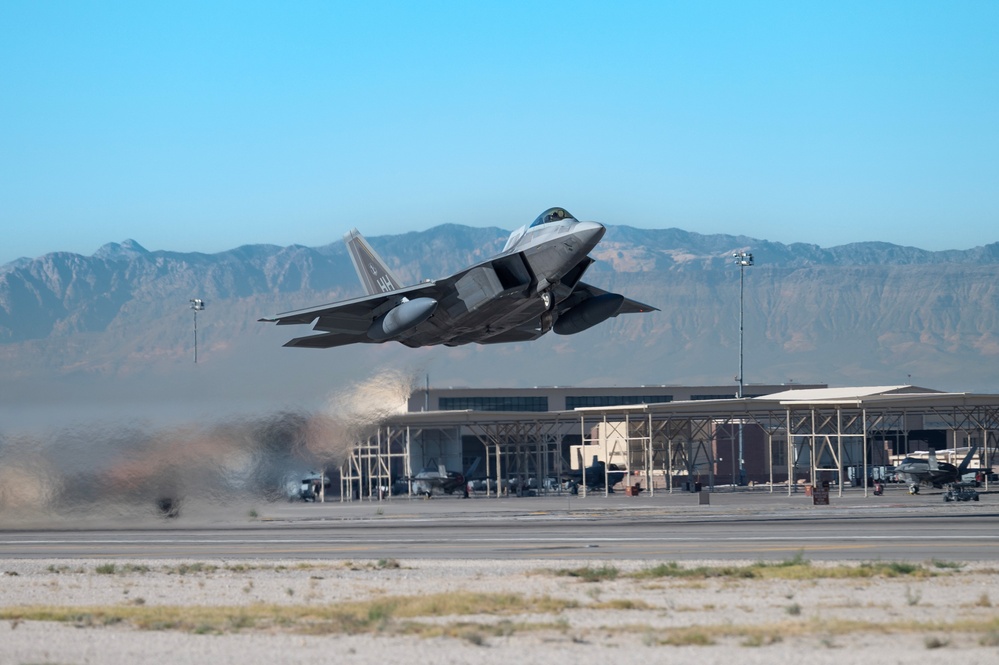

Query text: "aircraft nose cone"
[573, 220, 605, 251]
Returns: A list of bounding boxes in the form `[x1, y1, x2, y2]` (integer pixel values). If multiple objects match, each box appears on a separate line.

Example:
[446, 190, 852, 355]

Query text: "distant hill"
[2, 225, 999, 420]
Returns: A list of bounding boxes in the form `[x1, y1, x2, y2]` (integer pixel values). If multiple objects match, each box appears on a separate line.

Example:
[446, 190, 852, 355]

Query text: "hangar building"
[338, 384, 999, 500]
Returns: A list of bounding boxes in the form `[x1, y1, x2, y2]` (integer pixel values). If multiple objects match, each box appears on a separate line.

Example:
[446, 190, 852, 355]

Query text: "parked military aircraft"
[564, 456, 627, 492]
[895, 446, 982, 494]
[260, 208, 657, 347]
[392, 466, 468, 498]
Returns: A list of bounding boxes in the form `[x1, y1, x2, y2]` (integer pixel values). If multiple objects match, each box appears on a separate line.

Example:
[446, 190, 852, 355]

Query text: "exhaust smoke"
[0, 368, 420, 525]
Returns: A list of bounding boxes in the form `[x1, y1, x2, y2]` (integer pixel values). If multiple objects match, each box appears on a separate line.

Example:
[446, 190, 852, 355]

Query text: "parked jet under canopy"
[260, 208, 657, 348]
[895, 446, 984, 494]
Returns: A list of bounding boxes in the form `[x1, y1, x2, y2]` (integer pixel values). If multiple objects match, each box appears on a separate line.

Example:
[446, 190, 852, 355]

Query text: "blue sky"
[2, 1, 997, 265]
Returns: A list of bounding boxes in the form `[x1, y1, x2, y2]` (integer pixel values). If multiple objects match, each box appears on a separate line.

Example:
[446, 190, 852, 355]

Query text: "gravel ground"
[1, 557, 998, 664]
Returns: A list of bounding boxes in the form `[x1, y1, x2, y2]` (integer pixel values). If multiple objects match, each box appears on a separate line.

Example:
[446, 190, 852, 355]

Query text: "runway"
[2, 489, 997, 561]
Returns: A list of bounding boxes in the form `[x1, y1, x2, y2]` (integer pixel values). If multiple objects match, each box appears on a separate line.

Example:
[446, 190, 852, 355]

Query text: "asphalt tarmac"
[2, 486, 997, 562]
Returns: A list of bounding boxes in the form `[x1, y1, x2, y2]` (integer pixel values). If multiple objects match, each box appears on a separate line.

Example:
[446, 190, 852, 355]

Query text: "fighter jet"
[895, 446, 982, 494]
[409, 468, 468, 498]
[390, 463, 471, 498]
[563, 456, 627, 492]
[260, 208, 657, 348]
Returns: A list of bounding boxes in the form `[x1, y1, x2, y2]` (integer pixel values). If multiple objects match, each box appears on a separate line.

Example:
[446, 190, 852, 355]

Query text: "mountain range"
[3, 224, 999, 428]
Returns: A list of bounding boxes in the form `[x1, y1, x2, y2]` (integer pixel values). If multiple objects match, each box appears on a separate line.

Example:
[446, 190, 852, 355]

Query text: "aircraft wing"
[259, 282, 441, 348]
[561, 281, 659, 315]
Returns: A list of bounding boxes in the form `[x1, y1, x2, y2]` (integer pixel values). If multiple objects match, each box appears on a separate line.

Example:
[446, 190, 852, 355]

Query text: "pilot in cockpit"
[506, 208, 576, 251]
[532, 208, 572, 228]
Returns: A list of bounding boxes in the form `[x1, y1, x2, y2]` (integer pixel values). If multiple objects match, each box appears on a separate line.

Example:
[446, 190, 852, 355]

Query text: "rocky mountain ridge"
[2, 225, 999, 406]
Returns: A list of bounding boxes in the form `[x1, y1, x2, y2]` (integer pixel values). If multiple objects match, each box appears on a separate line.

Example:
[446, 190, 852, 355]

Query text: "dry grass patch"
[84, 562, 346, 577]
[631, 557, 938, 581]
[0, 592, 578, 636]
[400, 618, 569, 642]
[2, 604, 997, 645]
[606, 617, 999, 647]
[361, 591, 575, 619]
[589, 598, 654, 611]
[339, 559, 407, 571]
[550, 565, 620, 582]
[162, 562, 219, 575]
[93, 562, 151, 575]
[741, 632, 783, 647]
[661, 630, 716, 646]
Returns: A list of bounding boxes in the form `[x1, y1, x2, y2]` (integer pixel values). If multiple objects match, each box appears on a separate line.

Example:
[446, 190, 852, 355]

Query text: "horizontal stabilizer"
[565, 282, 659, 315]
[283, 332, 372, 349]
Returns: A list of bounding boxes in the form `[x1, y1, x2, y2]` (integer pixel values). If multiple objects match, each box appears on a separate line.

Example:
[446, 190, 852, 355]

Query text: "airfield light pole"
[733, 251, 753, 486]
[190, 298, 205, 363]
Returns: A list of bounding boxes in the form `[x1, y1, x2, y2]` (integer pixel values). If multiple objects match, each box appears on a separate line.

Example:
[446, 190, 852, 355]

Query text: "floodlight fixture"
[189, 298, 206, 362]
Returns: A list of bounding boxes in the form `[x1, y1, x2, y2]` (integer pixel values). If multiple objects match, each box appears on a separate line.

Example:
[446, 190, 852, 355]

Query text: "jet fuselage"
[262, 207, 656, 349]
[410, 216, 605, 346]
[895, 458, 961, 489]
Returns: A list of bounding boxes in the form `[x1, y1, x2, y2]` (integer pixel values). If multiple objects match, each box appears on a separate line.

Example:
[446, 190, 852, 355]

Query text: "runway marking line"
[3, 534, 998, 547]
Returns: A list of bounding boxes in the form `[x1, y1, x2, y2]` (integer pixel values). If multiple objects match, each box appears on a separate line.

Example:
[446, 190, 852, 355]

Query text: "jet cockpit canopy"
[504, 207, 577, 251]
[530, 207, 576, 227]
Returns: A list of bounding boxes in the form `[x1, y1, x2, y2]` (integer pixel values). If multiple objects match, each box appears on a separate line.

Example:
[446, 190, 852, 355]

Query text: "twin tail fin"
[344, 228, 404, 295]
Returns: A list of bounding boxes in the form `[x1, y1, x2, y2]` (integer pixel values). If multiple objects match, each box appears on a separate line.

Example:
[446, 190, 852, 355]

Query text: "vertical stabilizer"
[928, 449, 939, 471]
[958, 445, 979, 475]
[343, 228, 404, 295]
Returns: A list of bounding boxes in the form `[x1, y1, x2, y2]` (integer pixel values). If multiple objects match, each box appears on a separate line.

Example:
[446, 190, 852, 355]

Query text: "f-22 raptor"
[260, 208, 656, 348]
[895, 446, 983, 495]
[564, 457, 627, 492]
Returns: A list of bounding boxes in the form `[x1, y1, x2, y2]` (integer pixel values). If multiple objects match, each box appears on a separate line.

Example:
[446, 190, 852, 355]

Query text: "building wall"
[408, 384, 825, 413]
